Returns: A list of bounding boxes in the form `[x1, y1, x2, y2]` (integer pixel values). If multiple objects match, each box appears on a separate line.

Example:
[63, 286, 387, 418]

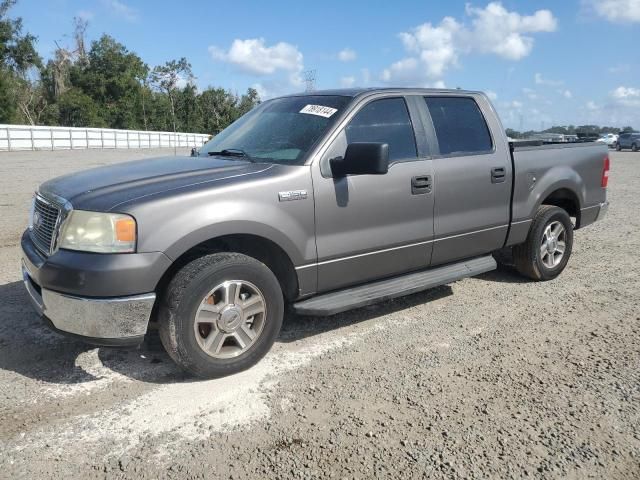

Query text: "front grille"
[30, 196, 61, 255]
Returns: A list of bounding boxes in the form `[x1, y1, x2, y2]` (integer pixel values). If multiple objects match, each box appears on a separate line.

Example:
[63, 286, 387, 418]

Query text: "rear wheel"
[158, 252, 284, 378]
[513, 205, 574, 281]
[632, 143, 638, 152]
[615, 143, 622, 151]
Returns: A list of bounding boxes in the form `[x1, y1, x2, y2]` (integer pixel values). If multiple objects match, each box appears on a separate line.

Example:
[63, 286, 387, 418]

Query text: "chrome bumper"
[22, 261, 155, 344]
[596, 201, 609, 222]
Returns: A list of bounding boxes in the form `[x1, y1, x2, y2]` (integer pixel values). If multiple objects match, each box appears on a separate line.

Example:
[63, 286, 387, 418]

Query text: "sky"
[11, 0, 640, 130]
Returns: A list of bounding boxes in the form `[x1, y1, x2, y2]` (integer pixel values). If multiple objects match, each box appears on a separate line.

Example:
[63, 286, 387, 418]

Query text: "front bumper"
[22, 261, 155, 346]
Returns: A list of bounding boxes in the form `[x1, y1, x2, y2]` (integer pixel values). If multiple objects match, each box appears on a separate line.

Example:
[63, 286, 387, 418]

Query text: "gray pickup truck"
[21, 88, 609, 378]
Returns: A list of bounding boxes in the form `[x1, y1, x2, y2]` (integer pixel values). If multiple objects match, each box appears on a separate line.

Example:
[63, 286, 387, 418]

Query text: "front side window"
[424, 96, 493, 155]
[345, 97, 417, 162]
[199, 95, 350, 165]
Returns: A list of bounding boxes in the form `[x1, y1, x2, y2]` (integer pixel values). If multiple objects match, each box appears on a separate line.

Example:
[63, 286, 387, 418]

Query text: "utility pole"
[303, 70, 316, 92]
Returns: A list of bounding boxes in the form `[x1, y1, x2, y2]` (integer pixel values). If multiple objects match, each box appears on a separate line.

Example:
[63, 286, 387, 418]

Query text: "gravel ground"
[0, 149, 638, 479]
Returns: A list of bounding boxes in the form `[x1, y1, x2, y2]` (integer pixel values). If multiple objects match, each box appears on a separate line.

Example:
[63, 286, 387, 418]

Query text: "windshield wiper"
[207, 148, 256, 163]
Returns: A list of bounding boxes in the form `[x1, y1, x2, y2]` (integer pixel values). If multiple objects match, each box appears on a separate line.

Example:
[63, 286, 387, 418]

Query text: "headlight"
[58, 211, 137, 253]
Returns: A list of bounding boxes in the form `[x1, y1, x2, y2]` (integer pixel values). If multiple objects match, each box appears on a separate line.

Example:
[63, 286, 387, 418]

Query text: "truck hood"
[39, 155, 275, 212]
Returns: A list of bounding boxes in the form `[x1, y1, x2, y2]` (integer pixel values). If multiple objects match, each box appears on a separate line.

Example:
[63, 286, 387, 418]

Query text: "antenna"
[303, 70, 316, 92]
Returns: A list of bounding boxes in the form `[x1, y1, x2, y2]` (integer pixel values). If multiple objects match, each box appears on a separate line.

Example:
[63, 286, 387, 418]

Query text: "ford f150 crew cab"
[21, 88, 610, 378]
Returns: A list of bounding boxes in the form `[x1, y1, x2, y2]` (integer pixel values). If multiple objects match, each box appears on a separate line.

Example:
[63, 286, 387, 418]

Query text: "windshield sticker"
[299, 104, 338, 118]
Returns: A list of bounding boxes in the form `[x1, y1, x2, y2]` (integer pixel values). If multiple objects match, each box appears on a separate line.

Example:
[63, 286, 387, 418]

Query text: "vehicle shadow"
[476, 264, 532, 284]
[0, 280, 454, 386]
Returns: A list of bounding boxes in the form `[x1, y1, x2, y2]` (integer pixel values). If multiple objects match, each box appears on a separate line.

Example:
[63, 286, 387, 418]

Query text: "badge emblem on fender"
[278, 190, 308, 202]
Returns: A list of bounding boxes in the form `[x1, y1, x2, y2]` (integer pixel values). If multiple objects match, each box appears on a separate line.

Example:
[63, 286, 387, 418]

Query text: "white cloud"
[210, 38, 304, 77]
[338, 48, 357, 62]
[465, 3, 557, 59]
[534, 73, 563, 86]
[382, 2, 557, 85]
[381, 57, 419, 82]
[340, 76, 356, 88]
[581, 88, 640, 126]
[101, 0, 137, 22]
[610, 86, 640, 107]
[361, 68, 372, 86]
[586, 101, 599, 110]
[561, 89, 573, 99]
[608, 64, 630, 74]
[396, 16, 461, 78]
[584, 0, 640, 23]
[522, 87, 538, 100]
[486, 90, 498, 100]
[76, 10, 94, 21]
[611, 86, 640, 99]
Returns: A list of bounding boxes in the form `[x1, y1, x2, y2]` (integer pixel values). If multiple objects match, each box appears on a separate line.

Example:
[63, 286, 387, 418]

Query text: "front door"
[312, 96, 435, 292]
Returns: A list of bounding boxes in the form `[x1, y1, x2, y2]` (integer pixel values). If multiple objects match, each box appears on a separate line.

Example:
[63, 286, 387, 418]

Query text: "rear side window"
[346, 97, 417, 162]
[424, 97, 493, 155]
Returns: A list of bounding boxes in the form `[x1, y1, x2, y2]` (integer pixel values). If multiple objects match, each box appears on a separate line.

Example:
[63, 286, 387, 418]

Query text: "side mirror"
[330, 142, 389, 177]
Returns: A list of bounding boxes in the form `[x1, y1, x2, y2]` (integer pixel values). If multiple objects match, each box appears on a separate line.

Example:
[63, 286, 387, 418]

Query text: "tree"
[0, 0, 40, 73]
[0, 0, 41, 123]
[0, 2, 265, 132]
[57, 88, 103, 127]
[72, 35, 148, 129]
[150, 58, 193, 139]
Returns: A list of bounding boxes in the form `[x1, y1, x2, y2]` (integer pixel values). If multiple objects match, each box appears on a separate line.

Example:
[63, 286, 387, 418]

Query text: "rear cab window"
[424, 96, 493, 156]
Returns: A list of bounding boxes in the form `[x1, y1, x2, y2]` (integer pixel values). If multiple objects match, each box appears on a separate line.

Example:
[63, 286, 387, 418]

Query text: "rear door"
[420, 95, 512, 265]
[311, 95, 435, 292]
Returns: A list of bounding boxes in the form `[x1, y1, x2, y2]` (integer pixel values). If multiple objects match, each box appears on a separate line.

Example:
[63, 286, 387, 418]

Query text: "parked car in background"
[596, 133, 618, 147]
[616, 132, 640, 151]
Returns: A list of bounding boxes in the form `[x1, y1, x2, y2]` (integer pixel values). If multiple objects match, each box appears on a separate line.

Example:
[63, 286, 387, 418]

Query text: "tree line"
[0, 0, 259, 134]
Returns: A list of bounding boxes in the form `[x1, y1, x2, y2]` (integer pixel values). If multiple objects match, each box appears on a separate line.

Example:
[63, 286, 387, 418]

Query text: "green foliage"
[0, 0, 40, 73]
[57, 88, 104, 127]
[0, 1, 261, 133]
[0, 0, 42, 123]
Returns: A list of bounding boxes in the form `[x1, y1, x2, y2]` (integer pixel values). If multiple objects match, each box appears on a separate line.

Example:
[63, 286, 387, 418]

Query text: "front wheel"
[632, 143, 638, 152]
[158, 252, 284, 378]
[513, 205, 574, 281]
[615, 143, 622, 151]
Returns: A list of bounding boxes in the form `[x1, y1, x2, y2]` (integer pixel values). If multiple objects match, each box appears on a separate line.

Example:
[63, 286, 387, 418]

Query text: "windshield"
[198, 95, 351, 165]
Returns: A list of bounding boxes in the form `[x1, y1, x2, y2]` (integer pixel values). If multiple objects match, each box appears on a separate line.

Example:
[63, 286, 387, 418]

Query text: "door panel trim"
[433, 224, 508, 242]
[297, 223, 509, 270]
[296, 238, 434, 270]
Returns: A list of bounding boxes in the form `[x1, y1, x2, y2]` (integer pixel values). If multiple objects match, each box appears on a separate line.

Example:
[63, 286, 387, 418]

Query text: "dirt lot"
[0, 148, 638, 479]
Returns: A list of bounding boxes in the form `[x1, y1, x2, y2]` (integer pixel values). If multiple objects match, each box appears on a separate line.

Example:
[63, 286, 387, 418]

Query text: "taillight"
[602, 155, 610, 188]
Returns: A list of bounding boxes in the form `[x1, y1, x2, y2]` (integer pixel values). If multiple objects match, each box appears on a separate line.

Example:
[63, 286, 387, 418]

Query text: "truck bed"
[509, 141, 608, 235]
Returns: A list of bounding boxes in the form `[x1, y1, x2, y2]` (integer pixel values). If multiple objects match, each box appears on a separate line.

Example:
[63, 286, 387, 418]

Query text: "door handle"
[491, 167, 506, 184]
[411, 175, 432, 194]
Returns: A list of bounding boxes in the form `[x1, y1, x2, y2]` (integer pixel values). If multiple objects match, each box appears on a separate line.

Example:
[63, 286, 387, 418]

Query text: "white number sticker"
[299, 104, 338, 118]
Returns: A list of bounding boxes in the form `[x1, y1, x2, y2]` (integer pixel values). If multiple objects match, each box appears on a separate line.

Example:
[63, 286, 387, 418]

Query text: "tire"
[615, 143, 622, 151]
[513, 205, 574, 281]
[632, 143, 638, 152]
[158, 252, 284, 378]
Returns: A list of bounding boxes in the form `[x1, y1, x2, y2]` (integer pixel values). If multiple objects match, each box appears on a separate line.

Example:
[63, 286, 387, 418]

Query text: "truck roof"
[281, 87, 483, 98]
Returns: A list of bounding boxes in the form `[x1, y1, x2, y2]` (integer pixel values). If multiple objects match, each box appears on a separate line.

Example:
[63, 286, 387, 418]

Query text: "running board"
[293, 255, 496, 316]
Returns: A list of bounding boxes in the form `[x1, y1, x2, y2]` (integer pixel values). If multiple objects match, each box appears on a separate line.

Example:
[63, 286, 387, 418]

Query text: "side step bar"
[293, 255, 496, 316]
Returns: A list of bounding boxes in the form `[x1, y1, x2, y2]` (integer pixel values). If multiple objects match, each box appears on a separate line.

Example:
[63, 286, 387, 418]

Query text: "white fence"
[0, 124, 211, 151]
